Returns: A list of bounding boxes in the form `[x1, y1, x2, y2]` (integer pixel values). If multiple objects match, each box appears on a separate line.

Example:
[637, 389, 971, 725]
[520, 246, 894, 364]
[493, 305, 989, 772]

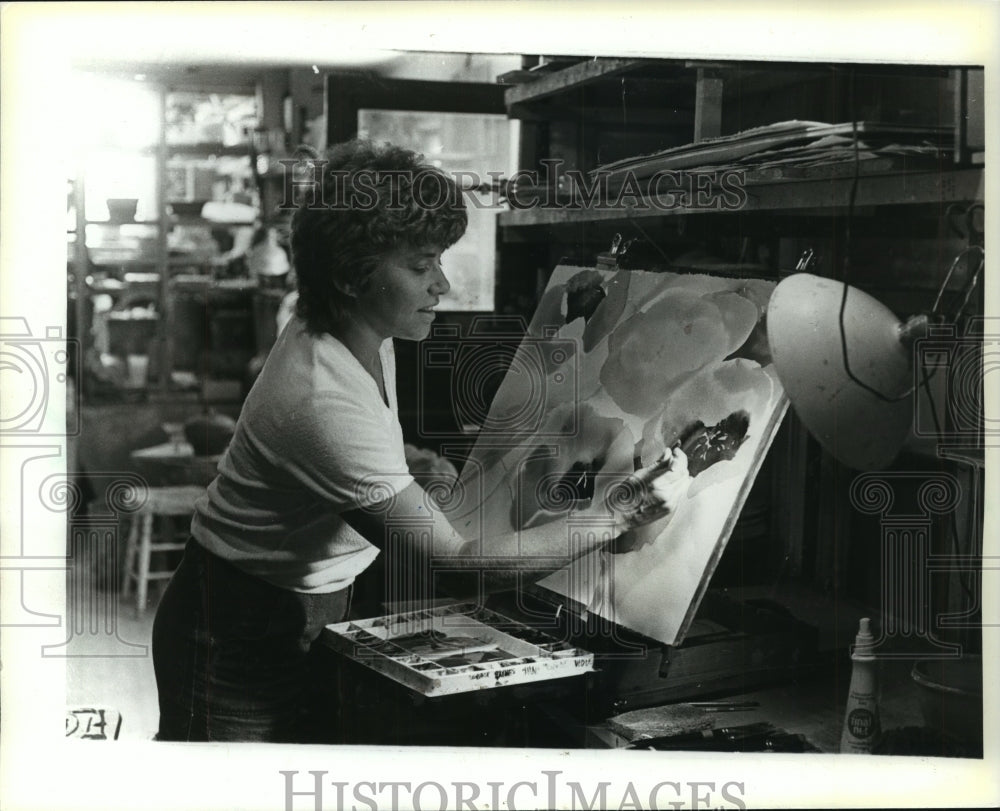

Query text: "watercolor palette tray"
[321, 603, 594, 697]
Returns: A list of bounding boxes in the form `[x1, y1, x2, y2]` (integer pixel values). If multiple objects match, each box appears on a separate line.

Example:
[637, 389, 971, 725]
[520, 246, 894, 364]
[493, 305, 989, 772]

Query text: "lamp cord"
[836, 70, 984, 403]
[835, 68, 910, 402]
[833, 70, 980, 638]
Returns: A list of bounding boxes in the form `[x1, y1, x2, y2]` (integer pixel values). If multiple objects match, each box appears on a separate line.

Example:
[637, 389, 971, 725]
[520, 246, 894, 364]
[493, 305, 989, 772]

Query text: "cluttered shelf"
[79, 269, 286, 404]
[501, 54, 981, 232]
[499, 165, 984, 228]
[500, 117, 980, 228]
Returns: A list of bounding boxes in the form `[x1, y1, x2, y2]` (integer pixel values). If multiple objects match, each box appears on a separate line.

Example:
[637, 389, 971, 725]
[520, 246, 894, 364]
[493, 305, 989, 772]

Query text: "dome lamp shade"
[766, 273, 926, 471]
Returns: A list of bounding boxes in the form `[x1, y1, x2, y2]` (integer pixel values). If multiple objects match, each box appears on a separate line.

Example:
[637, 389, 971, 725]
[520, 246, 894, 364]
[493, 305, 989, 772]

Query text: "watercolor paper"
[450, 267, 788, 644]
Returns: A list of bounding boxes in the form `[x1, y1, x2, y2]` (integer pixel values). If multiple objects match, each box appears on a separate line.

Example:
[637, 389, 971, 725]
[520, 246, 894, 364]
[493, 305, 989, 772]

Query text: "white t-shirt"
[191, 315, 414, 593]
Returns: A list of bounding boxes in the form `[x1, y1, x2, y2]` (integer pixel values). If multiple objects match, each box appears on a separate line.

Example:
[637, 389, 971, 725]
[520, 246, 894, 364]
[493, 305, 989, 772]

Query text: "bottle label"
[846, 708, 877, 739]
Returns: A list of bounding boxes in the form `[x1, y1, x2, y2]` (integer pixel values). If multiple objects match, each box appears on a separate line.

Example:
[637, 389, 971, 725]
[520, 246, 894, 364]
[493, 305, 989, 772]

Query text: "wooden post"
[155, 84, 172, 392]
[953, 68, 968, 166]
[693, 68, 724, 143]
[72, 170, 89, 395]
[772, 411, 809, 577]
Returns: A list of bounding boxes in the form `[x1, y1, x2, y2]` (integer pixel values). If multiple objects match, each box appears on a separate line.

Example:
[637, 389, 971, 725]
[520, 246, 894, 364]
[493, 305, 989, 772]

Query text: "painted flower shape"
[510, 402, 635, 530]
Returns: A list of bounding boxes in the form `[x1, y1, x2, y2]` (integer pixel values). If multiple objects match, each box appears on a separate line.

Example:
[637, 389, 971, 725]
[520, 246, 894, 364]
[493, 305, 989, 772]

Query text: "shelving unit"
[69, 77, 281, 402]
[500, 58, 984, 233]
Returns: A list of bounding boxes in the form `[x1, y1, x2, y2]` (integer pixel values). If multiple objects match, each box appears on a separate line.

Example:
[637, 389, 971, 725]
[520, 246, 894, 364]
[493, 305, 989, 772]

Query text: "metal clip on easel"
[596, 233, 635, 271]
[795, 248, 816, 274]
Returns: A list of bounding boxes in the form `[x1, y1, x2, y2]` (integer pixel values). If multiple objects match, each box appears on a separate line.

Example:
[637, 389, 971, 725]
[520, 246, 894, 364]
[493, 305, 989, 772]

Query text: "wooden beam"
[505, 58, 648, 109]
[512, 103, 694, 128]
[326, 73, 506, 145]
[498, 168, 984, 228]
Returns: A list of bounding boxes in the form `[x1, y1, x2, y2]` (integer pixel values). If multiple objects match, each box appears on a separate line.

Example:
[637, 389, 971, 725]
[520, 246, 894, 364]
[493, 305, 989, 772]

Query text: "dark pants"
[152, 538, 351, 743]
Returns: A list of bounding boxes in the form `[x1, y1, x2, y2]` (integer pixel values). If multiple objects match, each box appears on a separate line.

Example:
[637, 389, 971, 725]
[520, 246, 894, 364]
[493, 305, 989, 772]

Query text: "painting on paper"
[447, 266, 788, 645]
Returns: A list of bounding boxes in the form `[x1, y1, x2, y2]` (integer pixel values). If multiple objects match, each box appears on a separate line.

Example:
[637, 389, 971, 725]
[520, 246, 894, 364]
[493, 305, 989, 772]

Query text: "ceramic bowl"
[911, 655, 982, 744]
[106, 197, 139, 223]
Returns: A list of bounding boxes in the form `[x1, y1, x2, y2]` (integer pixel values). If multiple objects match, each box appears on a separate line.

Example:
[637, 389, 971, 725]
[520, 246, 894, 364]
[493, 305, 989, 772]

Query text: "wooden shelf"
[170, 216, 257, 227]
[166, 143, 252, 157]
[84, 219, 161, 226]
[499, 167, 984, 228]
[87, 256, 216, 269]
[505, 58, 653, 110]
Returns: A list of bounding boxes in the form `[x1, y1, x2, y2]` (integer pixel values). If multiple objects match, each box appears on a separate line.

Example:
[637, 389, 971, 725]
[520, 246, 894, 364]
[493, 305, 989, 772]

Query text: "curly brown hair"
[290, 139, 467, 334]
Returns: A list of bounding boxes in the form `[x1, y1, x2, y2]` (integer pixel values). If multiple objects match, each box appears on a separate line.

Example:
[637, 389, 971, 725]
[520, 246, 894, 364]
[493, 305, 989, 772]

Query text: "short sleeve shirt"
[191, 316, 413, 593]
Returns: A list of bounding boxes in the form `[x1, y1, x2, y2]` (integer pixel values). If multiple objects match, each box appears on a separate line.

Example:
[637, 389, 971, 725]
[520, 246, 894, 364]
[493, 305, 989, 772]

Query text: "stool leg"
[121, 514, 140, 598]
[136, 513, 153, 615]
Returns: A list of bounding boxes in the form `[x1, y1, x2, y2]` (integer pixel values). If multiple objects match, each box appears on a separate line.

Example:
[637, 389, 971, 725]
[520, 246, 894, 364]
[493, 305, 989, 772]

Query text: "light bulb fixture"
[766, 231, 984, 474]
[767, 273, 927, 471]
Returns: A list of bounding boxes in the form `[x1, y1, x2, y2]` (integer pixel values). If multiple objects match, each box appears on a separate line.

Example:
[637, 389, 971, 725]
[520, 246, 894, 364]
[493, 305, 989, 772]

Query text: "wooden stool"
[121, 485, 204, 615]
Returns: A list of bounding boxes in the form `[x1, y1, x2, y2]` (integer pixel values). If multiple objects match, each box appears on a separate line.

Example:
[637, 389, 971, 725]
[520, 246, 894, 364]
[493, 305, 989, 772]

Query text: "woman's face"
[354, 243, 451, 341]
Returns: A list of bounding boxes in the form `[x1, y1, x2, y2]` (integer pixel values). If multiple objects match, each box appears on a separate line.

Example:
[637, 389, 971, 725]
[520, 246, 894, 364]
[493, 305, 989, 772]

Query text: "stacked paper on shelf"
[593, 120, 953, 188]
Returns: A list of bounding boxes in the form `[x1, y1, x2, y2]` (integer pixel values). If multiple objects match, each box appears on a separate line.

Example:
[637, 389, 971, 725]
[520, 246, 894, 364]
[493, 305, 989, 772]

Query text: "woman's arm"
[342, 447, 690, 598]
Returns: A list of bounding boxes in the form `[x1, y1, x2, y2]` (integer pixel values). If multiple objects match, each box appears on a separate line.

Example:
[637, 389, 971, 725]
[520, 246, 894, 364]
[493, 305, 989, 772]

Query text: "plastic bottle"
[840, 617, 881, 753]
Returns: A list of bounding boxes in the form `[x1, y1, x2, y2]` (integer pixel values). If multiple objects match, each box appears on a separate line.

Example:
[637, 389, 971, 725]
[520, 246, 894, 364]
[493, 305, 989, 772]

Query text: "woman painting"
[152, 139, 687, 743]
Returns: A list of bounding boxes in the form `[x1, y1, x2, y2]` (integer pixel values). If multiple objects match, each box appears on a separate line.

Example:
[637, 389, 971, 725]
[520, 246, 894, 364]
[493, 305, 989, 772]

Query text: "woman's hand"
[606, 446, 691, 552]
[343, 447, 691, 599]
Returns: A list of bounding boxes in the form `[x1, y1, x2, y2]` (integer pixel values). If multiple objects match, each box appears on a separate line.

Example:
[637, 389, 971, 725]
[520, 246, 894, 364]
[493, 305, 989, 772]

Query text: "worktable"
[130, 439, 220, 487]
[577, 658, 928, 753]
[313, 606, 980, 757]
